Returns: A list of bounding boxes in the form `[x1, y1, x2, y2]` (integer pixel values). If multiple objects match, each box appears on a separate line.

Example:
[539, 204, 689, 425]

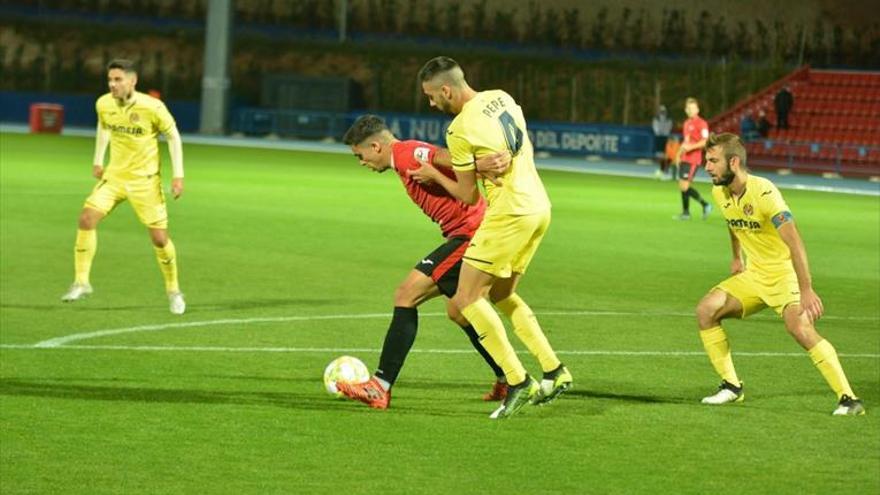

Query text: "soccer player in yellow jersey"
[61, 59, 186, 315]
[697, 133, 864, 415]
[411, 56, 572, 419]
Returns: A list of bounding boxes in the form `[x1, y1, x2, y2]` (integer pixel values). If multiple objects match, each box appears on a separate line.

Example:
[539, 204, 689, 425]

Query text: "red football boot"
[482, 380, 508, 401]
[336, 377, 391, 410]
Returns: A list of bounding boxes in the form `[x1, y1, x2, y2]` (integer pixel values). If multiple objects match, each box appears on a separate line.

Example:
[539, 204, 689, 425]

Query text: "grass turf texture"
[1, 132, 878, 494]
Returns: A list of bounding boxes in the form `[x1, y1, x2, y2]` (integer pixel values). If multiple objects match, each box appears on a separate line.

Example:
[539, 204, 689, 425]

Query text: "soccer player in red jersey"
[335, 114, 509, 409]
[675, 97, 712, 220]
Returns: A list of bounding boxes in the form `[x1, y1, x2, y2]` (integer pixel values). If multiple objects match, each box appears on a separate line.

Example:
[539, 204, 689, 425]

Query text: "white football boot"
[701, 380, 744, 405]
[832, 395, 865, 416]
[168, 292, 186, 315]
[61, 283, 93, 302]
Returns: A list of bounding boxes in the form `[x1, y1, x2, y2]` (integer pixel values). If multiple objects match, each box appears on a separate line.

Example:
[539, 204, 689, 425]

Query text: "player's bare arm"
[165, 127, 185, 199]
[777, 217, 824, 323]
[433, 148, 510, 186]
[728, 228, 744, 274]
[407, 162, 479, 205]
[92, 123, 110, 179]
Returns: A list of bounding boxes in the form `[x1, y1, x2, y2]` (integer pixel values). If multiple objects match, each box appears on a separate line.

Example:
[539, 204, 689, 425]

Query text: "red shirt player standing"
[336, 114, 508, 410]
[675, 97, 712, 221]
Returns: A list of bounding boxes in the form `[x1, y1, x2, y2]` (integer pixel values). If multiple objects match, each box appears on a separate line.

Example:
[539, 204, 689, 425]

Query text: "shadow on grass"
[404, 379, 694, 405]
[2, 298, 338, 313]
[0, 377, 496, 419]
[0, 378, 346, 412]
[1, 303, 148, 312]
[192, 298, 339, 312]
[566, 389, 691, 405]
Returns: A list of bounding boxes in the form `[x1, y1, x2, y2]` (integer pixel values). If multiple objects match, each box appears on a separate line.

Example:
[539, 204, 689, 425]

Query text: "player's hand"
[407, 161, 439, 184]
[799, 287, 824, 323]
[475, 151, 510, 186]
[171, 178, 184, 199]
[92, 165, 104, 179]
[730, 258, 744, 275]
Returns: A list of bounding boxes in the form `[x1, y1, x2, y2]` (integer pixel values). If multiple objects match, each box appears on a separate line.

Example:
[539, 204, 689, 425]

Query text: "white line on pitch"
[27, 309, 880, 349]
[1, 343, 878, 358]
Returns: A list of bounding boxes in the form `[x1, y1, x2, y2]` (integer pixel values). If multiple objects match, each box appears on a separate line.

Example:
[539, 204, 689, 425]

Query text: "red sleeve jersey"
[682, 116, 709, 166]
[391, 140, 486, 239]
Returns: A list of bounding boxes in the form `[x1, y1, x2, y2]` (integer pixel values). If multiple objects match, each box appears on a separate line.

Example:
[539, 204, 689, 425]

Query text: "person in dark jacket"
[774, 86, 794, 130]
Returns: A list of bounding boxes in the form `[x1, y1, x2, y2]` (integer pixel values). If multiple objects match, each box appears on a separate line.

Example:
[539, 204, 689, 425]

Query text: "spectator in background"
[740, 112, 758, 141]
[774, 86, 793, 130]
[652, 105, 673, 178]
[757, 110, 772, 138]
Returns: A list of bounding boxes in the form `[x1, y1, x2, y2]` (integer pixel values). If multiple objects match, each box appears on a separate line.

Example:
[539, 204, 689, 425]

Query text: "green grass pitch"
[1, 132, 878, 494]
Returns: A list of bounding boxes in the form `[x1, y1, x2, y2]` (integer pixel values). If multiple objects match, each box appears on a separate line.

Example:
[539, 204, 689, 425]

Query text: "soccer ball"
[323, 355, 370, 396]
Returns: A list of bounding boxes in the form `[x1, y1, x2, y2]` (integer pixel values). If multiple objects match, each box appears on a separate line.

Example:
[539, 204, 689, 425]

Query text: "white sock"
[375, 376, 391, 391]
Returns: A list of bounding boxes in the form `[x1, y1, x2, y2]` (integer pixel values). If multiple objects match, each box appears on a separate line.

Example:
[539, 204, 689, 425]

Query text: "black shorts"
[413, 236, 470, 298]
[677, 162, 700, 181]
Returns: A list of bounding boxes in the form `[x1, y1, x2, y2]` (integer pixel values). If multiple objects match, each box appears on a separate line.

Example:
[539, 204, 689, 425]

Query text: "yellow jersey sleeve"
[152, 100, 177, 134]
[96, 100, 105, 127]
[448, 132, 476, 171]
[756, 180, 790, 220]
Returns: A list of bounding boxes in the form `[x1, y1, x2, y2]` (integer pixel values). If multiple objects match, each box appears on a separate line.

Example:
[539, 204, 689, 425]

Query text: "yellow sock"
[808, 339, 856, 399]
[461, 298, 527, 385]
[153, 239, 180, 293]
[495, 293, 561, 373]
[699, 326, 740, 386]
[74, 229, 96, 284]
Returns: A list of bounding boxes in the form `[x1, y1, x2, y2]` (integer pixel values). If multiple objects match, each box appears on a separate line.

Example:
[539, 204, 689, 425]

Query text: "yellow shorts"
[84, 175, 168, 229]
[463, 210, 550, 278]
[715, 269, 801, 317]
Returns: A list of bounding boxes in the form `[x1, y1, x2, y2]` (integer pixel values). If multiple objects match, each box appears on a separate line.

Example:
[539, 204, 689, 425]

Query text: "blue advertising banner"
[356, 112, 654, 159]
[528, 122, 654, 158]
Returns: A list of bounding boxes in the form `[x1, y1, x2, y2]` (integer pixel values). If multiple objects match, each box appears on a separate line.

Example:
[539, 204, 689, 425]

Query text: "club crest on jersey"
[742, 203, 754, 216]
[129, 112, 140, 123]
[413, 147, 431, 163]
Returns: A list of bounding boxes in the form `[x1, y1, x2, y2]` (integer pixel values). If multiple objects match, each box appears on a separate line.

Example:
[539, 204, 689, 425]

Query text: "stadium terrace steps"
[711, 67, 880, 178]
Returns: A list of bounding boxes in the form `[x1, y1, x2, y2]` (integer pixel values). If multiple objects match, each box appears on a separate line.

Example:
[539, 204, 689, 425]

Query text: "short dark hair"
[342, 114, 389, 145]
[107, 59, 137, 74]
[417, 56, 461, 83]
[706, 132, 747, 169]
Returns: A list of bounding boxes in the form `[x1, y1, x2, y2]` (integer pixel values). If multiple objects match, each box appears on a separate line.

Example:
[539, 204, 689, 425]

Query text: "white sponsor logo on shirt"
[414, 147, 431, 163]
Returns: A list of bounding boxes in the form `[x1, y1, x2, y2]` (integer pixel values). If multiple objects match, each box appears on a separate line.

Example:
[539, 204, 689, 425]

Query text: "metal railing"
[747, 139, 880, 177]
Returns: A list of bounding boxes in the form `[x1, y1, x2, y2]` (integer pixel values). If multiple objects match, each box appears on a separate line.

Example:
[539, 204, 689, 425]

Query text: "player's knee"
[149, 231, 169, 247]
[786, 323, 822, 349]
[78, 210, 98, 229]
[393, 284, 420, 308]
[695, 298, 721, 328]
[488, 287, 513, 304]
[446, 307, 468, 327]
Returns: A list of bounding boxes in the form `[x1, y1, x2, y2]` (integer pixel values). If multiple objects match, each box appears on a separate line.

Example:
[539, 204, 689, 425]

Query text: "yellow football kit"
[712, 175, 800, 316]
[447, 90, 551, 278]
[85, 91, 177, 228]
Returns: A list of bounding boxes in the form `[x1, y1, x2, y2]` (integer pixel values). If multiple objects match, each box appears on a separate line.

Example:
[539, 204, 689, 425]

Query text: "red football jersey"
[682, 116, 709, 165]
[391, 140, 486, 239]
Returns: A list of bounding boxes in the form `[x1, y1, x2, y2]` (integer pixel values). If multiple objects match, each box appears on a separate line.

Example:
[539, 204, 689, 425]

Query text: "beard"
[436, 98, 455, 115]
[713, 169, 736, 186]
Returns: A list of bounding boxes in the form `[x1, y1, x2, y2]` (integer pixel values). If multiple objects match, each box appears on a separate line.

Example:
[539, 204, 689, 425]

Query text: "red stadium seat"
[711, 69, 880, 175]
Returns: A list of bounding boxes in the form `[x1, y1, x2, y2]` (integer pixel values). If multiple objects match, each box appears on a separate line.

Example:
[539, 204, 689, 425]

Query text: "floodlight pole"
[337, 0, 348, 43]
[199, 0, 233, 135]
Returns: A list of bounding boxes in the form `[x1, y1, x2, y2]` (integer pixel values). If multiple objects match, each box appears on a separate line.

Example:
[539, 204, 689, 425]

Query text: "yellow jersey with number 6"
[447, 90, 551, 216]
[96, 91, 177, 181]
